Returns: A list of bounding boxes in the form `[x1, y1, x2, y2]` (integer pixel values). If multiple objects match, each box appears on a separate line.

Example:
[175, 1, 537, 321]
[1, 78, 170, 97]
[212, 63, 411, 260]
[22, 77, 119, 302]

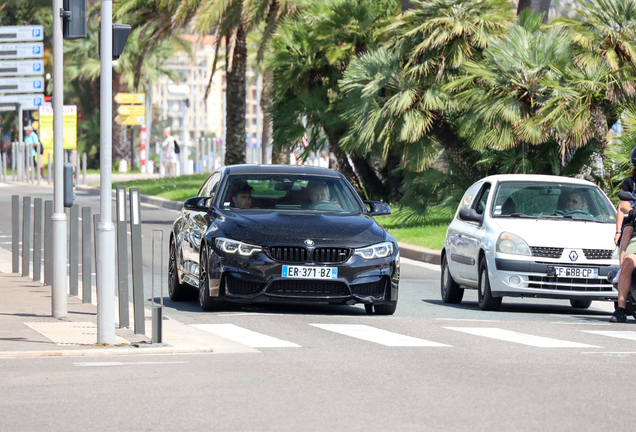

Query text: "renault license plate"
[547, 266, 598, 279]
[282, 265, 338, 279]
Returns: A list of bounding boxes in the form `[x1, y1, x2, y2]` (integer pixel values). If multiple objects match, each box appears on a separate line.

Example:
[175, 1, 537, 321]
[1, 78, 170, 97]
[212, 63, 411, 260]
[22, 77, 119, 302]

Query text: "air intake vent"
[530, 247, 563, 259]
[313, 248, 351, 263]
[268, 247, 308, 263]
[583, 249, 613, 260]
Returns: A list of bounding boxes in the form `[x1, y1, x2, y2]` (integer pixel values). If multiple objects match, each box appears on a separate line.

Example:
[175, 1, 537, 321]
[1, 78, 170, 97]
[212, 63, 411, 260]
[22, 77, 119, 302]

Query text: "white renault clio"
[441, 174, 619, 311]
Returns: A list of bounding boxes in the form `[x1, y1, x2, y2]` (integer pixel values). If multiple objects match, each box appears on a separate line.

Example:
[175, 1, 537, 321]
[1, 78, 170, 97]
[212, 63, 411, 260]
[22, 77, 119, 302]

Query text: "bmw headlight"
[215, 238, 262, 256]
[496, 232, 531, 256]
[354, 242, 394, 260]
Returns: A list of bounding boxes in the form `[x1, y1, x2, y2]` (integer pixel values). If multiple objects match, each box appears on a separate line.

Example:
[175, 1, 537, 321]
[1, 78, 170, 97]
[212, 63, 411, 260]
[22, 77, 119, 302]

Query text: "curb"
[0, 346, 214, 359]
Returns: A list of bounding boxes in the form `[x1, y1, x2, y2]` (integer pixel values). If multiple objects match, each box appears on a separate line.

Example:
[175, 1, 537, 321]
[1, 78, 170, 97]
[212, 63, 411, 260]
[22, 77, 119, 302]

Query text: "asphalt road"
[1, 182, 635, 432]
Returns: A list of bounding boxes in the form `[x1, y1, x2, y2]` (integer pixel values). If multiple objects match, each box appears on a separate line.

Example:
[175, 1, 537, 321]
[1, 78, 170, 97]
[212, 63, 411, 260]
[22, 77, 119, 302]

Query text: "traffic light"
[62, 0, 87, 40]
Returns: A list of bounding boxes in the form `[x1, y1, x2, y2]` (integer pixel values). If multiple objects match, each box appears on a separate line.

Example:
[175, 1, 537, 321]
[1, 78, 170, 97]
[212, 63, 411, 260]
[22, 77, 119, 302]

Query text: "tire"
[441, 254, 464, 304]
[570, 299, 592, 309]
[364, 301, 397, 315]
[168, 237, 189, 302]
[478, 259, 502, 311]
[198, 247, 217, 311]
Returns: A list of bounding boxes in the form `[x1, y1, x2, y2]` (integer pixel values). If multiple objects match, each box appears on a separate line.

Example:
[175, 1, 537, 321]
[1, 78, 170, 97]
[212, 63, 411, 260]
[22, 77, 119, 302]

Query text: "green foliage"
[112, 174, 209, 202]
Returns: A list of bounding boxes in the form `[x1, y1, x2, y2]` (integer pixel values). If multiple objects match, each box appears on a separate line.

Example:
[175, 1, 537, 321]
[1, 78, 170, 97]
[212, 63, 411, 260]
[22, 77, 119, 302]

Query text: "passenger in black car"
[230, 181, 254, 209]
[309, 181, 330, 203]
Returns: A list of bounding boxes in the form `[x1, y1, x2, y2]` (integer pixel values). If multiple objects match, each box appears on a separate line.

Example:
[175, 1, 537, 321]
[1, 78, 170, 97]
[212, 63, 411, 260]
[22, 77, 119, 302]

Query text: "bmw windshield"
[491, 181, 616, 223]
[218, 174, 365, 214]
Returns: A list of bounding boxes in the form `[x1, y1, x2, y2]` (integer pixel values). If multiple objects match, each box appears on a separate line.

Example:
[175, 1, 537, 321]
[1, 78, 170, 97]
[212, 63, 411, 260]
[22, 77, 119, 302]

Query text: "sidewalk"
[0, 175, 441, 358]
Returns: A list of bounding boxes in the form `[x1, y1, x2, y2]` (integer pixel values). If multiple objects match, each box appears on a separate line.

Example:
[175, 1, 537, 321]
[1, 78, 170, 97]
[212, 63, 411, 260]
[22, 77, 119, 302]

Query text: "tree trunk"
[386, 150, 403, 202]
[590, 103, 608, 156]
[260, 70, 272, 164]
[350, 156, 387, 201]
[517, 0, 551, 22]
[429, 114, 482, 183]
[112, 74, 129, 167]
[224, 24, 247, 166]
[326, 132, 363, 196]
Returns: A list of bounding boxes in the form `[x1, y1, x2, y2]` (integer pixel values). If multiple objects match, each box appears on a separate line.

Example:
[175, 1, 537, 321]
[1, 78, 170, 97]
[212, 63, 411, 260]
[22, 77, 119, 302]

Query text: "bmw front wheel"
[168, 237, 189, 302]
[198, 246, 217, 311]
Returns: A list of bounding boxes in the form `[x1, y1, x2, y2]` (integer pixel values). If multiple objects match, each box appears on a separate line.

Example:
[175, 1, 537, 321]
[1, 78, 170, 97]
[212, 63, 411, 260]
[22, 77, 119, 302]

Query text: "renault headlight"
[215, 238, 262, 256]
[354, 242, 394, 260]
[496, 232, 531, 256]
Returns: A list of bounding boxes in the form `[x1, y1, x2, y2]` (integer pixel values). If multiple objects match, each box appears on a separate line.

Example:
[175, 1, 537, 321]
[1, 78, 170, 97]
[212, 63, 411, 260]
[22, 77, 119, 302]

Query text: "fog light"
[509, 276, 521, 286]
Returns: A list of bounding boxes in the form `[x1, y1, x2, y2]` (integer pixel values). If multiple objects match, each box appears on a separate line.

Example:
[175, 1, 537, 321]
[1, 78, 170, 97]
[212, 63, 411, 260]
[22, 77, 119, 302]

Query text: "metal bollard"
[115, 186, 130, 328]
[81, 207, 92, 304]
[92, 213, 100, 297]
[195, 138, 200, 173]
[82, 152, 87, 185]
[11, 144, 15, 181]
[69, 204, 79, 297]
[44, 200, 53, 286]
[129, 188, 145, 335]
[33, 198, 43, 282]
[22, 196, 31, 277]
[12, 195, 19, 273]
[151, 229, 163, 343]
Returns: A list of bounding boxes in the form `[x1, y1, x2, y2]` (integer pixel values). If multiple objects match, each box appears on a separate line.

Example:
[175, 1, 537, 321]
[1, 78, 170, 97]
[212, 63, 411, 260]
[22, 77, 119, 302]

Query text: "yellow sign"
[117, 105, 145, 116]
[37, 105, 77, 151]
[114, 93, 145, 104]
[115, 115, 145, 126]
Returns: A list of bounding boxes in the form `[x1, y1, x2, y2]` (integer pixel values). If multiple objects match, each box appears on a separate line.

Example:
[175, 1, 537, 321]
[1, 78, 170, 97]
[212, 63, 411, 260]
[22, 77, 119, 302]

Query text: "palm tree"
[65, 12, 184, 165]
[341, 0, 514, 184]
[268, 0, 400, 198]
[447, 11, 573, 168]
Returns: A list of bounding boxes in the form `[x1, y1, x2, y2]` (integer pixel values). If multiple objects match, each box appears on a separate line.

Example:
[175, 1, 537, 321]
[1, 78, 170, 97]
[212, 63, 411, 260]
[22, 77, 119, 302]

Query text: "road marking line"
[436, 318, 500, 323]
[551, 322, 610, 326]
[74, 361, 189, 367]
[581, 330, 636, 341]
[193, 324, 301, 348]
[445, 327, 601, 348]
[310, 324, 451, 347]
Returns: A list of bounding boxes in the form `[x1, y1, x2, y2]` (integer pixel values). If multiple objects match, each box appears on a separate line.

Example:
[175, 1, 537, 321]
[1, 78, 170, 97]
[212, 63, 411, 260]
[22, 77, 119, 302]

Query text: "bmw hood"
[215, 211, 388, 248]
[492, 218, 617, 250]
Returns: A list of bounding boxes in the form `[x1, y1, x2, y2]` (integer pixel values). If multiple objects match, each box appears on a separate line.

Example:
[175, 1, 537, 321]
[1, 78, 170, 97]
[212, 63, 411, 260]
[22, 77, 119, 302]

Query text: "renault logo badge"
[569, 251, 578, 261]
[304, 239, 315, 246]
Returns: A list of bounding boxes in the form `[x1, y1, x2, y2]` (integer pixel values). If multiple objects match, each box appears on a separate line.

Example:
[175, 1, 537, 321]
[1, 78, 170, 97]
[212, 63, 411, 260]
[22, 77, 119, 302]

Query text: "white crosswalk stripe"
[310, 324, 451, 347]
[446, 327, 601, 348]
[193, 324, 301, 348]
[581, 330, 636, 341]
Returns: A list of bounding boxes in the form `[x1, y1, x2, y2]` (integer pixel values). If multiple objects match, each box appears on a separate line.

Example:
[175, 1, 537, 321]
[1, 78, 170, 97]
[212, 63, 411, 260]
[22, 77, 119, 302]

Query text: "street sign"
[117, 104, 145, 116]
[0, 26, 44, 42]
[0, 59, 44, 76]
[0, 43, 44, 60]
[115, 115, 145, 126]
[0, 76, 44, 93]
[0, 102, 18, 111]
[0, 93, 43, 110]
[114, 93, 145, 104]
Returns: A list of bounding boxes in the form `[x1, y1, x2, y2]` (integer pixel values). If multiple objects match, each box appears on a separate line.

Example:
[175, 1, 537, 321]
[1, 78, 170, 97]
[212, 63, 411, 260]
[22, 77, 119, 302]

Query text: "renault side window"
[474, 183, 491, 215]
[456, 182, 483, 218]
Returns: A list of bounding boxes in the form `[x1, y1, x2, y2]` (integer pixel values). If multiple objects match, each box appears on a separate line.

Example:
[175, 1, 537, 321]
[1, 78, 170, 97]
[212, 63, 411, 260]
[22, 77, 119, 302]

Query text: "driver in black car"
[309, 181, 331, 204]
[230, 181, 254, 209]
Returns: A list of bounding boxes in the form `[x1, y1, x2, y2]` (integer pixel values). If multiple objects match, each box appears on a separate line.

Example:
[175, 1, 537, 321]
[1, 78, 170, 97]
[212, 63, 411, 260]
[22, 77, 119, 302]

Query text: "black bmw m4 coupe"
[169, 164, 400, 314]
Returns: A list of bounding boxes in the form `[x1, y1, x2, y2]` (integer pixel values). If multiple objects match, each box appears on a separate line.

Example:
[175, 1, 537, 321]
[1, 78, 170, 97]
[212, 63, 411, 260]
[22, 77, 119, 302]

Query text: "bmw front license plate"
[548, 266, 598, 279]
[282, 265, 338, 279]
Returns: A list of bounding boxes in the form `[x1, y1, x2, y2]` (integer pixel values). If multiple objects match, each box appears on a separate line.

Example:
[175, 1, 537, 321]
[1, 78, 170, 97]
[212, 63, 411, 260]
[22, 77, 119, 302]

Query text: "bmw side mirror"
[184, 196, 210, 211]
[458, 208, 483, 224]
[365, 201, 391, 216]
[618, 191, 634, 202]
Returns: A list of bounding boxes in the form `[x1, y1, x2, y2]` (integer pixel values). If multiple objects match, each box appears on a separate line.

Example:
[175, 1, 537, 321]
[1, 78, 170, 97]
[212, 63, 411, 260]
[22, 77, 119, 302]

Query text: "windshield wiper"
[503, 213, 534, 218]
